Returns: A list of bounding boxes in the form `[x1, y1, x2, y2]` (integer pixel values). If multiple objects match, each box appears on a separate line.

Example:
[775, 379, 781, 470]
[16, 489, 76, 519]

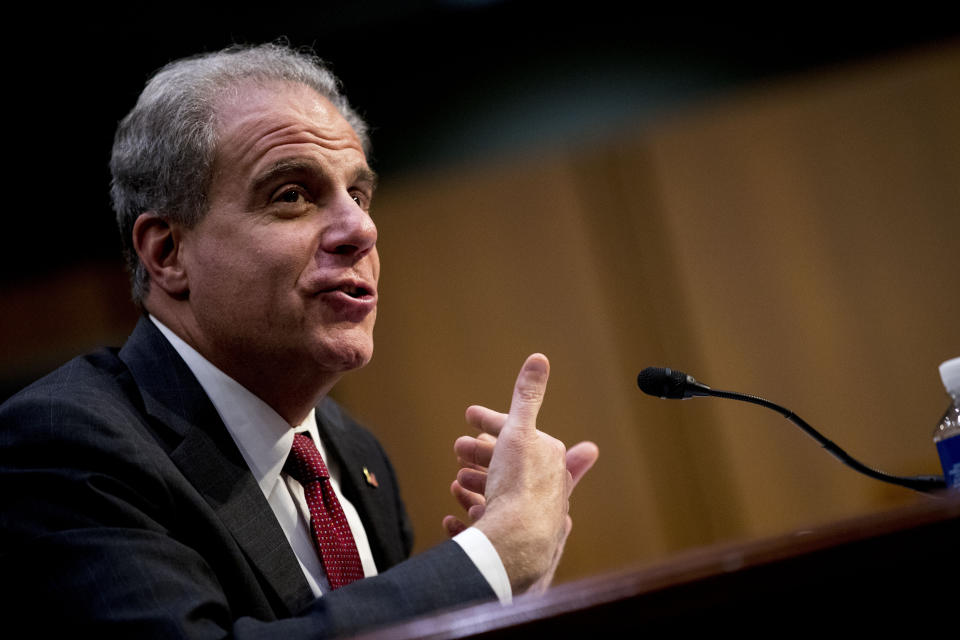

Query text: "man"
[0, 43, 598, 637]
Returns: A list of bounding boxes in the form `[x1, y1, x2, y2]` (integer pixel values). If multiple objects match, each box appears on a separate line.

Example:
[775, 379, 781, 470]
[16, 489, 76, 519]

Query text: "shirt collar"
[149, 315, 324, 499]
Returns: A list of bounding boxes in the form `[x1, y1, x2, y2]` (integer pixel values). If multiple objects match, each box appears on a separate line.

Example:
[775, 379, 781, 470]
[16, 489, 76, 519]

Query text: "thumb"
[505, 353, 550, 432]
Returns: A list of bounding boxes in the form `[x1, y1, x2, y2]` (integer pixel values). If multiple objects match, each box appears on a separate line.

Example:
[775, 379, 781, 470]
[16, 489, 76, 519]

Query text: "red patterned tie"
[284, 432, 364, 589]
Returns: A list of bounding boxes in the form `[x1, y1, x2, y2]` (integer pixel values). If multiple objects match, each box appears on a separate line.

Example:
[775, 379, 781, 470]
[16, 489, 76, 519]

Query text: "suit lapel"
[118, 317, 315, 615]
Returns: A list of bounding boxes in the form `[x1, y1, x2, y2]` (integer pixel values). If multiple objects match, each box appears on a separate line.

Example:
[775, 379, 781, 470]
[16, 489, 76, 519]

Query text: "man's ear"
[132, 212, 189, 298]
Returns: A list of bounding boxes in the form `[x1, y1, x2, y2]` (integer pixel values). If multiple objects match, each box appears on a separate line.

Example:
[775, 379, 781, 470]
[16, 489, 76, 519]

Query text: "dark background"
[6, 1, 958, 287]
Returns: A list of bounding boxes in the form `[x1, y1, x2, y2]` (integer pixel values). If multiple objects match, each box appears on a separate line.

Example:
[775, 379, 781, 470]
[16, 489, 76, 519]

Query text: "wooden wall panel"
[643, 45, 960, 537]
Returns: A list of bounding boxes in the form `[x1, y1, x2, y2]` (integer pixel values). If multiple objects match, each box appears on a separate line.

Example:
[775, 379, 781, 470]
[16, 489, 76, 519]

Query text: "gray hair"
[110, 42, 370, 308]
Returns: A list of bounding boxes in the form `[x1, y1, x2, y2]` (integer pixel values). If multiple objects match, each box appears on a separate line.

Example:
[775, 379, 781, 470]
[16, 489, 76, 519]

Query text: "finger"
[465, 405, 508, 437]
[454, 435, 495, 469]
[442, 515, 467, 537]
[451, 479, 486, 512]
[456, 458, 486, 472]
[505, 353, 550, 431]
[566, 441, 599, 488]
[456, 468, 488, 495]
[467, 504, 485, 521]
[477, 432, 497, 444]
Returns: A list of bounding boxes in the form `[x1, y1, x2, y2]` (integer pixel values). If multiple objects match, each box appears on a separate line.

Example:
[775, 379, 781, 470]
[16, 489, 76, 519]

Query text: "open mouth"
[315, 280, 376, 319]
[323, 282, 374, 299]
[338, 284, 372, 299]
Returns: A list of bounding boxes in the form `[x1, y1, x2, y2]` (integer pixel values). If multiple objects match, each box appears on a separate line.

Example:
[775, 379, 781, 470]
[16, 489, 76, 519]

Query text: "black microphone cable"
[637, 367, 946, 494]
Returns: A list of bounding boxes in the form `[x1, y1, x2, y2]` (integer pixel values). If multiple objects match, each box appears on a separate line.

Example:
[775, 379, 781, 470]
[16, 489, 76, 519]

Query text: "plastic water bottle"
[933, 357, 960, 489]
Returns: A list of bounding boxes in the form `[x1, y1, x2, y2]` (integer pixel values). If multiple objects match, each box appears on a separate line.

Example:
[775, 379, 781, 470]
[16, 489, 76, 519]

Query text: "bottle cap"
[940, 357, 960, 394]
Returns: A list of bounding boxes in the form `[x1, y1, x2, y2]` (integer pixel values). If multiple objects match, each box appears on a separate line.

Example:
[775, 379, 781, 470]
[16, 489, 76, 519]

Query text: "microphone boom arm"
[706, 387, 945, 493]
[637, 367, 946, 494]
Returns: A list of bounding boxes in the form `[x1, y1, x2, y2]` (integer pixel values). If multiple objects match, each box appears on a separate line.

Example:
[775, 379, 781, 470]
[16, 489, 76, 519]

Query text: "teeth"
[325, 282, 370, 298]
[339, 285, 364, 297]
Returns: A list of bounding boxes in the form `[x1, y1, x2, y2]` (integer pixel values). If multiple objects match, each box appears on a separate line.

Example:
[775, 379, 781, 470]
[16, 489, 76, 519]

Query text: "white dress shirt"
[150, 316, 511, 603]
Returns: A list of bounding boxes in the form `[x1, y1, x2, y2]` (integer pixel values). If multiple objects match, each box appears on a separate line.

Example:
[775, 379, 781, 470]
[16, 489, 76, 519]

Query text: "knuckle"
[544, 435, 566, 456]
[516, 386, 545, 403]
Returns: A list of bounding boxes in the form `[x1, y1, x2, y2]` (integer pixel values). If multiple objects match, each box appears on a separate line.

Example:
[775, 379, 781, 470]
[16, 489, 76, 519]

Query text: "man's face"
[179, 81, 379, 394]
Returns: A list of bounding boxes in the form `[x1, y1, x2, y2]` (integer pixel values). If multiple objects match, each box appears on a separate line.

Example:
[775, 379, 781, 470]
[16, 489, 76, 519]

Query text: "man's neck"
[146, 306, 338, 425]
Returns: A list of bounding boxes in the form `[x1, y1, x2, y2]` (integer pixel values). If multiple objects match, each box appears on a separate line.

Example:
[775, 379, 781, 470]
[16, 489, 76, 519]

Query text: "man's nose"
[319, 192, 378, 259]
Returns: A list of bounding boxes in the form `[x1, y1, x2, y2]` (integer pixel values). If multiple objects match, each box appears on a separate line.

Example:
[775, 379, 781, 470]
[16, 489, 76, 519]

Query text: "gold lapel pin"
[363, 466, 379, 488]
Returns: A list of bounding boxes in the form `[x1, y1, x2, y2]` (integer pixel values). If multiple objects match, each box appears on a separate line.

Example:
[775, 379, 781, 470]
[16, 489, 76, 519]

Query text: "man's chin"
[313, 336, 374, 374]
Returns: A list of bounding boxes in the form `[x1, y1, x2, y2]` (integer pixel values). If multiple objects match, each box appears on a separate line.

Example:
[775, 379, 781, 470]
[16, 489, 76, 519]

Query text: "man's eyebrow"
[251, 159, 378, 193]
[352, 166, 379, 193]
[248, 158, 314, 195]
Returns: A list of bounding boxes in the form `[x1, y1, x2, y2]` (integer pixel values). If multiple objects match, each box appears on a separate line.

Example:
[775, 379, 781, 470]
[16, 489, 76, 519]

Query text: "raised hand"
[443, 354, 598, 593]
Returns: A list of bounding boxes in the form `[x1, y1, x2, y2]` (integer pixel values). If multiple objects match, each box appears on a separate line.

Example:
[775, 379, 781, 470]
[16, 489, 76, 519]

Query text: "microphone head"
[637, 367, 690, 399]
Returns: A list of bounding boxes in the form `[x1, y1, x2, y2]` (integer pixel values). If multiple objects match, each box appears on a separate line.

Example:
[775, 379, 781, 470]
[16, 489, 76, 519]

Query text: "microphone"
[637, 367, 712, 399]
[637, 366, 946, 494]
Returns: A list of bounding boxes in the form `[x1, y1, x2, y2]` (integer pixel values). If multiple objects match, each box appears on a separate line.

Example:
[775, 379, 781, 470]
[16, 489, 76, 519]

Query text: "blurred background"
[3, 2, 959, 584]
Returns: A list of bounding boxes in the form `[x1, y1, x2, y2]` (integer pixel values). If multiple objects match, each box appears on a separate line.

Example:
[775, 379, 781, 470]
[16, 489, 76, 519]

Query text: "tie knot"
[284, 432, 330, 485]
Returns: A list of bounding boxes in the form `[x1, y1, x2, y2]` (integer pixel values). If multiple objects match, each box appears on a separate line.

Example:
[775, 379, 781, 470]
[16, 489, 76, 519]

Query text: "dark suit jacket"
[0, 318, 493, 638]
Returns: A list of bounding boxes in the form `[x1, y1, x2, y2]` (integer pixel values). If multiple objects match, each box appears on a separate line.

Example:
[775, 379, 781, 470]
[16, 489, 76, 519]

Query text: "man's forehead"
[212, 79, 360, 145]
[207, 78, 367, 178]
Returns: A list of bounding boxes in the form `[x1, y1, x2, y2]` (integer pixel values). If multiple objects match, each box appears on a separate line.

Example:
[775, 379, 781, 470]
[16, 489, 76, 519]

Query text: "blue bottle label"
[936, 434, 960, 489]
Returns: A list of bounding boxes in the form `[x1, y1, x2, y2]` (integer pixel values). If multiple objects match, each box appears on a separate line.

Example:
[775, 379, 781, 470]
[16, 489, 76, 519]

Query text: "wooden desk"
[351, 495, 960, 637]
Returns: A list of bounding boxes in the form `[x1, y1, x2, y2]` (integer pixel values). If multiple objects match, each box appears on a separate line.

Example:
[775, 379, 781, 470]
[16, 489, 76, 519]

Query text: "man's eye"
[277, 189, 303, 203]
[350, 191, 371, 209]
